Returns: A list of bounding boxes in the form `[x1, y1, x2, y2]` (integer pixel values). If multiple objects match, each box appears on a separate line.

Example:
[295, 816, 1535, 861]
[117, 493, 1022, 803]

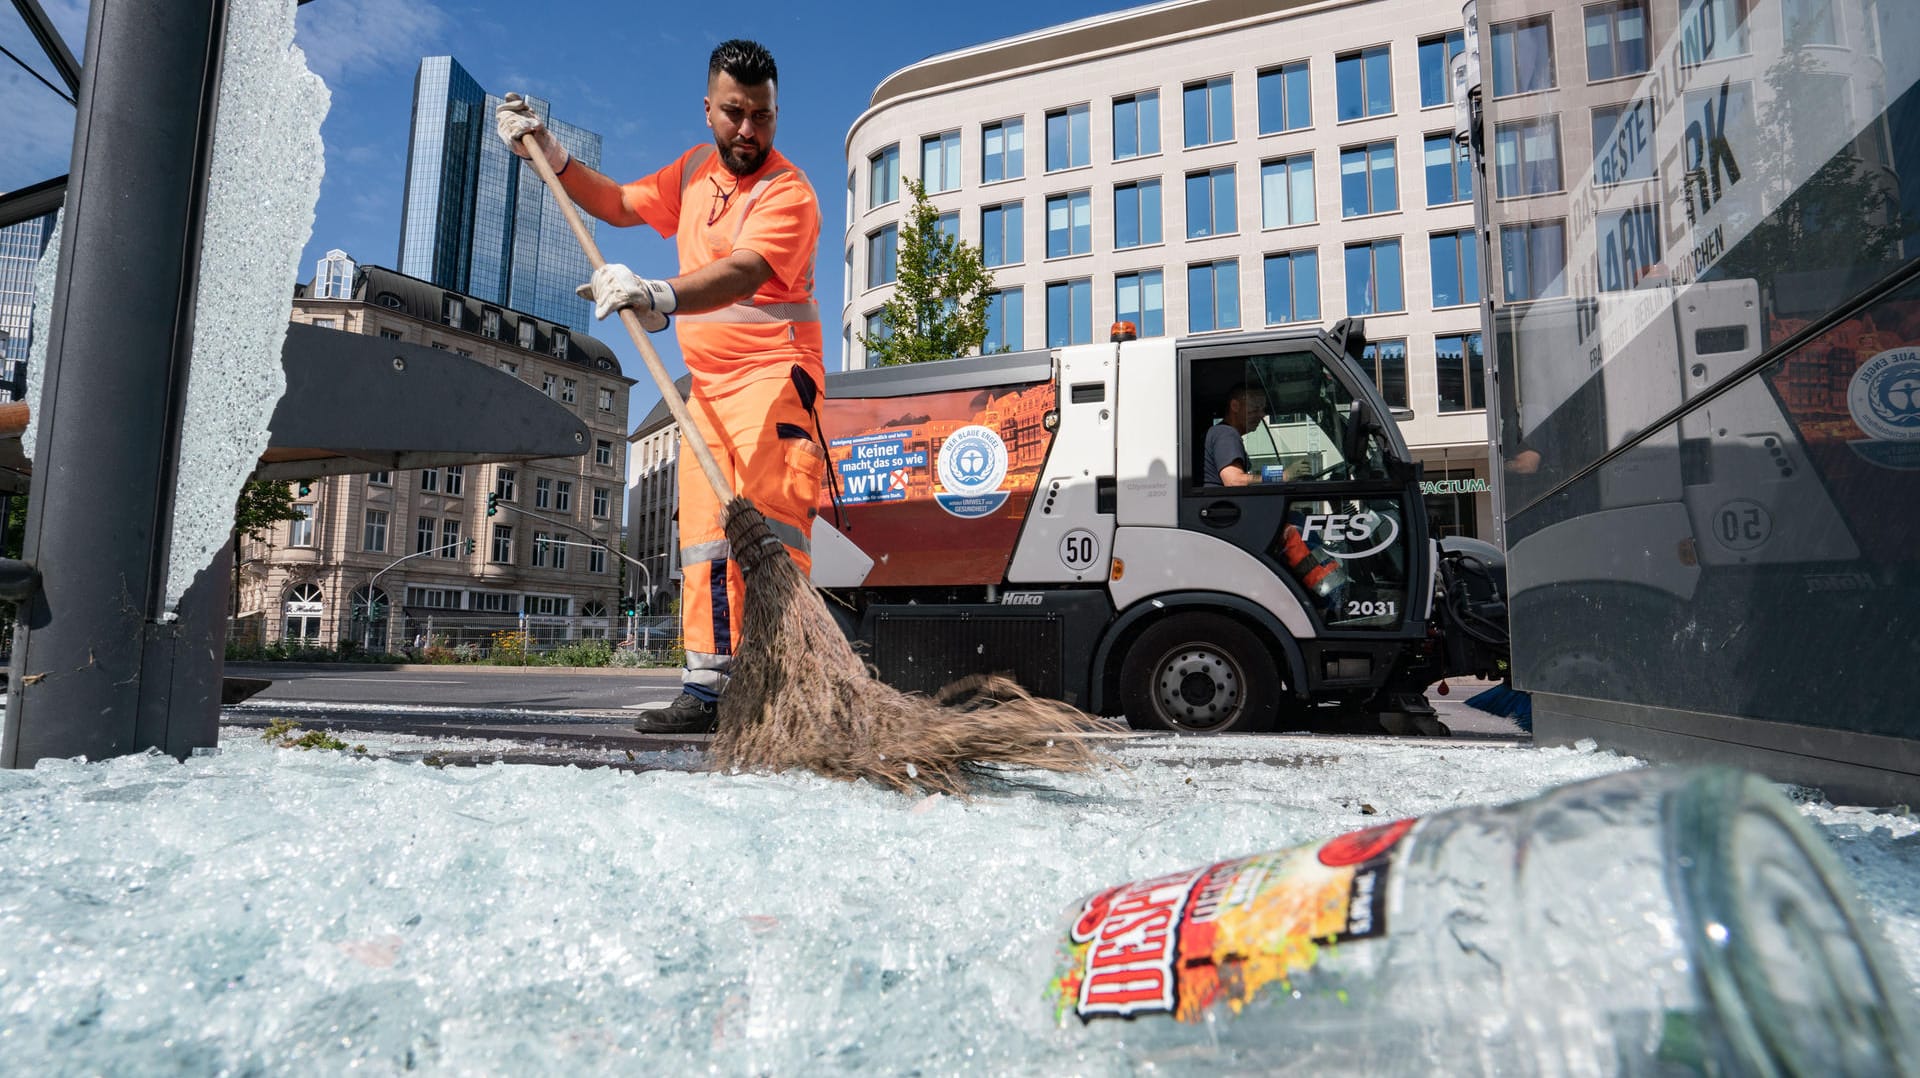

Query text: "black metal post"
[2, 0, 231, 767]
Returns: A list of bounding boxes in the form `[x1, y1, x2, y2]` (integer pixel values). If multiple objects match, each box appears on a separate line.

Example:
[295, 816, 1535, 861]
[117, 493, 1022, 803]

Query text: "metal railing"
[227, 612, 682, 663]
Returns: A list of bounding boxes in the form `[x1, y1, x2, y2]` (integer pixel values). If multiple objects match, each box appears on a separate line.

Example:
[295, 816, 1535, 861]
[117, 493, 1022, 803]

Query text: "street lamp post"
[495, 501, 652, 646]
[365, 540, 468, 650]
[523, 535, 648, 647]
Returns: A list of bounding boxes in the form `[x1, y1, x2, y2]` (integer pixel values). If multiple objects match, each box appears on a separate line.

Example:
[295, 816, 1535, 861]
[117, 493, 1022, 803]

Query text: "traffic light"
[296, 480, 311, 498]
[464, 537, 475, 555]
[486, 492, 499, 516]
[621, 595, 638, 618]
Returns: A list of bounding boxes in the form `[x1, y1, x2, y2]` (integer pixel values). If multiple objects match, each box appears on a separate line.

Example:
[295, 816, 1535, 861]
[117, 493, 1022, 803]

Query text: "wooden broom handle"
[521, 135, 733, 501]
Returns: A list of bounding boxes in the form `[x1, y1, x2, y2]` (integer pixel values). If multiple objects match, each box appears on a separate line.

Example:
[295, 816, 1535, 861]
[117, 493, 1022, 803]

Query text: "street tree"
[858, 178, 1001, 365]
[229, 478, 305, 620]
[234, 478, 302, 542]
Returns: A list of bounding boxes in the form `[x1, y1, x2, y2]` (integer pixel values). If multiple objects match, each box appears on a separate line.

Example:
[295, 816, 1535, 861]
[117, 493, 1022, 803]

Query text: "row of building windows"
[280, 583, 592, 644]
[415, 516, 466, 557]
[873, 226, 1500, 332]
[365, 319, 623, 413]
[897, 239, 1469, 338]
[317, 252, 594, 369]
[396, 587, 587, 616]
[864, 212, 1602, 355]
[858, 80, 1761, 295]
[288, 465, 620, 547]
[366, 464, 622, 505]
[859, 0, 1758, 213]
[490, 465, 618, 509]
[284, 503, 614, 574]
[1340, 333, 1487, 413]
[442, 294, 571, 359]
[864, 145, 1455, 288]
[902, 272, 1490, 414]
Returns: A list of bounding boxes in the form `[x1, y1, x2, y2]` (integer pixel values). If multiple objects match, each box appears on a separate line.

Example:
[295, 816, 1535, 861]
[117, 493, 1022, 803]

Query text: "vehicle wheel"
[1120, 613, 1282, 734]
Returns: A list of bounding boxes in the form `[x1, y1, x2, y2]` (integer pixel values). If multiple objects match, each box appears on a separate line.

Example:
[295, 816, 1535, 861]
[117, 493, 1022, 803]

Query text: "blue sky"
[3, 0, 1123, 423]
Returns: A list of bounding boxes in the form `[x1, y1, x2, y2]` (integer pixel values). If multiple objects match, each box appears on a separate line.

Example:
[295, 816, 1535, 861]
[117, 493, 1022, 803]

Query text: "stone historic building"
[234, 251, 635, 651]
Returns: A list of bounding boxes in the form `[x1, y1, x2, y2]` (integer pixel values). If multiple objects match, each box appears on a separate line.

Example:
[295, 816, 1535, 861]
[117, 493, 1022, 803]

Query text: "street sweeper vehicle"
[806, 320, 1511, 734]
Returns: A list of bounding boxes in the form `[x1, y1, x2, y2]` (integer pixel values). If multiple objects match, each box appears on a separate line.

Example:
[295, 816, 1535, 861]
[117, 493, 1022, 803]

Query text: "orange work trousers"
[678, 371, 827, 697]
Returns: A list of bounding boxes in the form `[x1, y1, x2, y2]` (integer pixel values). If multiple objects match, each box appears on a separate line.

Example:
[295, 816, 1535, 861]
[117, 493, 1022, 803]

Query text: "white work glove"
[576, 263, 677, 330]
[495, 92, 569, 175]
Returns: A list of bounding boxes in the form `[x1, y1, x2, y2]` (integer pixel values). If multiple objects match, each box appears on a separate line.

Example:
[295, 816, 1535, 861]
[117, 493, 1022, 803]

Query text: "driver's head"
[1226, 385, 1267, 433]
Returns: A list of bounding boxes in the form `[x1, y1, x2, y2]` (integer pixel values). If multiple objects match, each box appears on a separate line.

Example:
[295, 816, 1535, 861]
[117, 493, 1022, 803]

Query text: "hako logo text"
[1297, 511, 1399, 559]
[934, 424, 1011, 519]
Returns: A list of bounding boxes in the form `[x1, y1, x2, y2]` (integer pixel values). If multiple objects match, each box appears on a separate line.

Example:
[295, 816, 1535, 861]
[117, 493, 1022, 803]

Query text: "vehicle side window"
[1257, 351, 1358, 482]
[1191, 347, 1402, 486]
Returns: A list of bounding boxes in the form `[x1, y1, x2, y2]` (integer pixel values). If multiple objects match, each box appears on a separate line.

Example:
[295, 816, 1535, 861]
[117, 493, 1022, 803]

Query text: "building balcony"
[275, 545, 323, 566]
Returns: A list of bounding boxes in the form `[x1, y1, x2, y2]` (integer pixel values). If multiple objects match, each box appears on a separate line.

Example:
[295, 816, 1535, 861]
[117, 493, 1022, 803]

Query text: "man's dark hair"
[710, 39, 778, 87]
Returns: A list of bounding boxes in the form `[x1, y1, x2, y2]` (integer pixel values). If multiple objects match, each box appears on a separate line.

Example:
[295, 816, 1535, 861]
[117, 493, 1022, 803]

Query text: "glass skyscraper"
[0, 210, 57, 399]
[399, 56, 602, 330]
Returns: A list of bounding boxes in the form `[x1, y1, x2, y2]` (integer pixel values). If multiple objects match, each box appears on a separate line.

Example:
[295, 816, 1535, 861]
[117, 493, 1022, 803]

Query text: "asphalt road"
[227, 661, 686, 712]
[222, 662, 1528, 741]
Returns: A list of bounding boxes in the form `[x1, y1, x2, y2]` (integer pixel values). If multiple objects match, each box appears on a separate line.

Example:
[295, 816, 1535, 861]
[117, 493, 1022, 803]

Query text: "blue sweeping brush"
[1465, 680, 1533, 733]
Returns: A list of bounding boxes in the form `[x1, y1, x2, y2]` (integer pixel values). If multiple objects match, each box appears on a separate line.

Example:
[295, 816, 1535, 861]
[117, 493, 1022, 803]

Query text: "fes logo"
[935, 425, 1011, 518]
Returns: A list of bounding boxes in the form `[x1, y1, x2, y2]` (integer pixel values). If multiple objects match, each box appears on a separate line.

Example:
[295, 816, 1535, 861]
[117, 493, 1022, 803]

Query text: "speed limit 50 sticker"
[1059, 529, 1101, 573]
[1711, 498, 1772, 552]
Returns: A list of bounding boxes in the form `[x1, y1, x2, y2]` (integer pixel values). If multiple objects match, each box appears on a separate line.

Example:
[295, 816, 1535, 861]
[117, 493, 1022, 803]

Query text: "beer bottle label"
[1049, 818, 1417, 1025]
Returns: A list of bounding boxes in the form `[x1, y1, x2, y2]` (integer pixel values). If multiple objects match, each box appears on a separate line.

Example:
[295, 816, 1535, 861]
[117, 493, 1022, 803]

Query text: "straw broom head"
[710, 498, 1107, 796]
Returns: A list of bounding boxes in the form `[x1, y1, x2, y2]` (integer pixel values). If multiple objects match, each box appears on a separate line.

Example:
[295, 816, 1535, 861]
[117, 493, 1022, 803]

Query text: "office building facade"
[399, 56, 603, 331]
[625, 382, 686, 621]
[844, 0, 1519, 537]
[0, 208, 56, 394]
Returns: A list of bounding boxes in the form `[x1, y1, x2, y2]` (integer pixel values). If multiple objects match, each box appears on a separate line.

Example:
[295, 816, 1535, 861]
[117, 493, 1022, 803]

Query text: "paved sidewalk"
[225, 661, 673, 678]
[1427, 677, 1530, 738]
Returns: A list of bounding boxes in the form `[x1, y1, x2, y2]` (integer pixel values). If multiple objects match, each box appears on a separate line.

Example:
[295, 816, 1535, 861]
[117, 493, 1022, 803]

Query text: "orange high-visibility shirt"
[620, 145, 824, 397]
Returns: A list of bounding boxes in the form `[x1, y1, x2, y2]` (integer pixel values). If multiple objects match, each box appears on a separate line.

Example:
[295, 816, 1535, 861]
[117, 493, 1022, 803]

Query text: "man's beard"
[717, 136, 768, 176]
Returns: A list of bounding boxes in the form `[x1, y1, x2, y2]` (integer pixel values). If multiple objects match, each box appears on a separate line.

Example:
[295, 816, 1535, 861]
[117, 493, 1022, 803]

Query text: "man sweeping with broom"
[497, 41, 1101, 794]
[498, 40, 825, 734]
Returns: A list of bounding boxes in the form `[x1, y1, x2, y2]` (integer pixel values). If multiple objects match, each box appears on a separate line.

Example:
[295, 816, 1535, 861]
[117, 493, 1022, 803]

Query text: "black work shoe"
[633, 692, 718, 734]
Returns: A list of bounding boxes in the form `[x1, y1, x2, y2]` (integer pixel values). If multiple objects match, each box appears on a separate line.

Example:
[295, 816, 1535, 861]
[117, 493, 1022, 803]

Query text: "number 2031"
[1346, 600, 1397, 618]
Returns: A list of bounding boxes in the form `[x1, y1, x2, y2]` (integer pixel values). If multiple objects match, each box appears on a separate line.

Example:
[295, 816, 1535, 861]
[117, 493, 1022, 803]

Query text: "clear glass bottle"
[1043, 767, 1918, 1075]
